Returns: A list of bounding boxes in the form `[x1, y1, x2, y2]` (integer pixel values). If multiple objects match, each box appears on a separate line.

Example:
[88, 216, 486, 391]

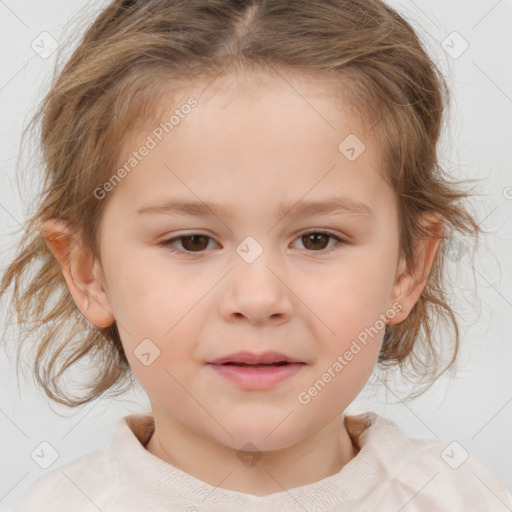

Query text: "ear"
[387, 211, 444, 325]
[41, 219, 115, 328]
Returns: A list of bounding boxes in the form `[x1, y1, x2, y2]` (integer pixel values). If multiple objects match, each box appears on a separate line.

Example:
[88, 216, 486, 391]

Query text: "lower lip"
[207, 363, 305, 390]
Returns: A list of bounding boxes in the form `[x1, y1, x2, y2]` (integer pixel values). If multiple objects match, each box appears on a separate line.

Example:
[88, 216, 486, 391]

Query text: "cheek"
[102, 261, 199, 390]
[311, 246, 397, 317]
[300, 243, 397, 359]
[104, 249, 183, 329]
[339, 232, 399, 307]
[120, 311, 201, 403]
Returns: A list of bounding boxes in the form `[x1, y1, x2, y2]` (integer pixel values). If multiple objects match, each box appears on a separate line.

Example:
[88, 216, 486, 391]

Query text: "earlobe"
[41, 219, 115, 328]
[387, 212, 443, 325]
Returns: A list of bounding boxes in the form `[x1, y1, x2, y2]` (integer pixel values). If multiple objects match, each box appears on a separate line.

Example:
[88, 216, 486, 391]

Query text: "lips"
[207, 352, 306, 390]
[222, 362, 289, 368]
[207, 351, 305, 366]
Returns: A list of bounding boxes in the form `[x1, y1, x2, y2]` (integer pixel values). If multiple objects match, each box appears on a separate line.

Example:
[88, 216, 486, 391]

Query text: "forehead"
[108, 70, 392, 218]
[123, 69, 374, 152]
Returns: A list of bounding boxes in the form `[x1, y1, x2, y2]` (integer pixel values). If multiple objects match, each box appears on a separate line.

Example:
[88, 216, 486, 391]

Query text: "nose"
[219, 252, 294, 326]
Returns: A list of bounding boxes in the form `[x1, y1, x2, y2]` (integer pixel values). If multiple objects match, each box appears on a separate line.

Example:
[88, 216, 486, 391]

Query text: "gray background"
[1, 0, 511, 510]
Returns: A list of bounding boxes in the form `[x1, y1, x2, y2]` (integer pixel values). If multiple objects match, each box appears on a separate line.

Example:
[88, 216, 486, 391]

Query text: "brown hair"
[1, 0, 481, 407]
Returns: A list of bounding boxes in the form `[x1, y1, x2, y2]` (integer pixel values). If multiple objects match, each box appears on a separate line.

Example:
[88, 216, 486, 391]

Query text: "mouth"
[207, 351, 305, 366]
[220, 361, 294, 368]
[207, 360, 305, 390]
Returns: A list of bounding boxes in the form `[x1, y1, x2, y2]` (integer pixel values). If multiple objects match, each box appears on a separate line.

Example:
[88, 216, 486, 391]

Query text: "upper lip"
[208, 351, 305, 365]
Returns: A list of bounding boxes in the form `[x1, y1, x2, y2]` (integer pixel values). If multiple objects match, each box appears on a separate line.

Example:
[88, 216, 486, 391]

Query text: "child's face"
[57, 72, 435, 452]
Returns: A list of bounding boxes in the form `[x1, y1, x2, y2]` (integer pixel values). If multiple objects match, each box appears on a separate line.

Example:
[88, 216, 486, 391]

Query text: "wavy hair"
[1, 0, 480, 406]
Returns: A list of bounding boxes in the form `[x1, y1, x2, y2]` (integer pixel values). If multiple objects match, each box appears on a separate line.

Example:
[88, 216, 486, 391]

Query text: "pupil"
[304, 233, 327, 250]
[183, 235, 208, 251]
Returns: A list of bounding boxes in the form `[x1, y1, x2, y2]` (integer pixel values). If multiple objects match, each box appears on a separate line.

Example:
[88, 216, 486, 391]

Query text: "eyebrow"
[136, 196, 375, 221]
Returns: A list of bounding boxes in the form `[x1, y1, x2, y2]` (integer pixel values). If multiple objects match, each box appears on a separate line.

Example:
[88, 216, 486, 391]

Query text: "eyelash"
[159, 230, 347, 256]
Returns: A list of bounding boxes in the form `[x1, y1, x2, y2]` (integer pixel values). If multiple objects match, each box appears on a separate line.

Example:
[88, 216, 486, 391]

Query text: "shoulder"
[356, 412, 512, 511]
[10, 444, 118, 512]
[403, 437, 511, 508]
[10, 413, 155, 512]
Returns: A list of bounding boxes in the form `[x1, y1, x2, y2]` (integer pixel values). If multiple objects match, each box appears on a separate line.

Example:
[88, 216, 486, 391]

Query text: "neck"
[145, 412, 359, 496]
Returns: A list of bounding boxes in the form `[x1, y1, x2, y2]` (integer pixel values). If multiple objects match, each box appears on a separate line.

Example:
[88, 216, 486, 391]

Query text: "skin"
[42, 70, 442, 496]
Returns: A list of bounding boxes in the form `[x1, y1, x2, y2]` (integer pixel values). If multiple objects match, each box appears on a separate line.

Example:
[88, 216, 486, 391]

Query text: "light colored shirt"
[10, 411, 512, 511]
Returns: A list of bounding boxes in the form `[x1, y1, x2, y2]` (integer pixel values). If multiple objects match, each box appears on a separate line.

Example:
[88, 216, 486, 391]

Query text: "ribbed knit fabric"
[11, 412, 512, 511]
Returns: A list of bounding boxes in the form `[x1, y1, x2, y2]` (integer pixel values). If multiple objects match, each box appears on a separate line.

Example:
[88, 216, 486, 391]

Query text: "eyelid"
[294, 229, 348, 253]
[158, 229, 348, 256]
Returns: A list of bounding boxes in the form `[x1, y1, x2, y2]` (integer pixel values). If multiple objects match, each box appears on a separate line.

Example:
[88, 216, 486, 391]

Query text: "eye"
[160, 234, 216, 254]
[292, 230, 345, 254]
[159, 230, 346, 255]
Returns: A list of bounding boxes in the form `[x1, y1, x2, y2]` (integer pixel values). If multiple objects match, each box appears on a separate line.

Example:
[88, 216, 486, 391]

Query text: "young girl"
[2, 0, 511, 510]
